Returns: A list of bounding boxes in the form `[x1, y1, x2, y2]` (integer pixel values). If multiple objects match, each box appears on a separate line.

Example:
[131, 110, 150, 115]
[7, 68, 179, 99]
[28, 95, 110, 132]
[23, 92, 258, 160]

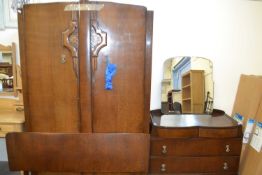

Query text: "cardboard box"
[232, 75, 262, 124]
[232, 75, 262, 175]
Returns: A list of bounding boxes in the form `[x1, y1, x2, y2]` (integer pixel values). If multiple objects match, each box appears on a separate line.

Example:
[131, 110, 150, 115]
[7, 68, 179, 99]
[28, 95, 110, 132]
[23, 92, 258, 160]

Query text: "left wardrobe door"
[19, 3, 80, 133]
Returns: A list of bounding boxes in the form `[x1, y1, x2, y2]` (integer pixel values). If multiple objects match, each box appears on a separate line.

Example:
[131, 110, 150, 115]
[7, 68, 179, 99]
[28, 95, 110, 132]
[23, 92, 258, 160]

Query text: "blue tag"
[247, 119, 255, 124]
[257, 122, 262, 128]
[233, 113, 244, 125]
[105, 56, 117, 90]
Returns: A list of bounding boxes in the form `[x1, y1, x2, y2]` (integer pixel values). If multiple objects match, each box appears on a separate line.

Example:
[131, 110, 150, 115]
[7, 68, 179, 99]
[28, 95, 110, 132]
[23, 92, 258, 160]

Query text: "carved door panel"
[89, 3, 148, 133]
[21, 3, 80, 132]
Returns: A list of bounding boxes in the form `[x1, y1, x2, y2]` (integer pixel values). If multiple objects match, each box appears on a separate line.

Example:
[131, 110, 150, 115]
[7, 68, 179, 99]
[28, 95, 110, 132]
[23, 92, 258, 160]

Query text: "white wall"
[1, 0, 262, 113]
[0, 29, 18, 45]
[0, 139, 7, 161]
[100, 0, 262, 114]
[0, 29, 19, 64]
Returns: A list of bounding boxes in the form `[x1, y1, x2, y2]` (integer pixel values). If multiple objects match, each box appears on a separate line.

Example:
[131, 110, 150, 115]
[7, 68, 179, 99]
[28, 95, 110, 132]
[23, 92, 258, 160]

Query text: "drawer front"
[149, 173, 238, 175]
[0, 124, 23, 137]
[7, 133, 150, 172]
[152, 127, 198, 138]
[0, 124, 23, 132]
[199, 127, 241, 138]
[152, 126, 242, 139]
[150, 156, 240, 173]
[151, 138, 242, 156]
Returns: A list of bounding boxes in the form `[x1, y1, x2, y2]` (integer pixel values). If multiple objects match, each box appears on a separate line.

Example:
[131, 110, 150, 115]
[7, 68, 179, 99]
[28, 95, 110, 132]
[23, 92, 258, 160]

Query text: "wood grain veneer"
[7, 132, 150, 173]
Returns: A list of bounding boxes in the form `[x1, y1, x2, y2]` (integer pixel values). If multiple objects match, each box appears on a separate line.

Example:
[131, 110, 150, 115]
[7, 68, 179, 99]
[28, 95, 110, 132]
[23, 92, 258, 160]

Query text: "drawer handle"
[223, 162, 228, 170]
[162, 145, 167, 154]
[161, 163, 166, 172]
[0, 127, 1, 131]
[225, 145, 230, 152]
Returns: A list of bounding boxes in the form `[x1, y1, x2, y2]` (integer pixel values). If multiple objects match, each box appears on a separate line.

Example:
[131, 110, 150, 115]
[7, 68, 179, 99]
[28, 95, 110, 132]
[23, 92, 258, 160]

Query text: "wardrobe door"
[20, 3, 80, 175]
[90, 3, 149, 133]
[20, 3, 80, 132]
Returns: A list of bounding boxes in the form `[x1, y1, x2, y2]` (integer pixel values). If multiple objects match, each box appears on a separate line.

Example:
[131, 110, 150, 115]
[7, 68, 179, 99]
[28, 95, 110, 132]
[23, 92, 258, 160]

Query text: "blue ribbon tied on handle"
[105, 56, 117, 90]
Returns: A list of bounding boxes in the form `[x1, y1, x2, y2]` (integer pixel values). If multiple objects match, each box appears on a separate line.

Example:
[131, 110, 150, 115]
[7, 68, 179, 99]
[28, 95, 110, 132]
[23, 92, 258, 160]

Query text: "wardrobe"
[6, 1, 153, 175]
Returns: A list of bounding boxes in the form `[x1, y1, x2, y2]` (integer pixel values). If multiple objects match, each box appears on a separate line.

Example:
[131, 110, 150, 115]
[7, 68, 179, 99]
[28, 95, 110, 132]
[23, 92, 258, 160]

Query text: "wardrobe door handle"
[61, 54, 66, 64]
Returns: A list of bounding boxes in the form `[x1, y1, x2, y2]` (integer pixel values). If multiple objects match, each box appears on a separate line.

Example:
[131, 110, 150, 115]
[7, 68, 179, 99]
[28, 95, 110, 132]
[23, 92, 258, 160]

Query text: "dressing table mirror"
[161, 56, 214, 114]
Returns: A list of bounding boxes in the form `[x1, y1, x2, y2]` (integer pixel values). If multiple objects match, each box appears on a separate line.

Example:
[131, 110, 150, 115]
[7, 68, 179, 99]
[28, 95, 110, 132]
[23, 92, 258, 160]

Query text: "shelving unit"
[181, 70, 204, 113]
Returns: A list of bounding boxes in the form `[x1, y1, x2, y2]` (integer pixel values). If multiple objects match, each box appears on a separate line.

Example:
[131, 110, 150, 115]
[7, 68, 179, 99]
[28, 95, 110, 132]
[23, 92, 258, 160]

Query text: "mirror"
[0, 43, 17, 96]
[161, 56, 214, 114]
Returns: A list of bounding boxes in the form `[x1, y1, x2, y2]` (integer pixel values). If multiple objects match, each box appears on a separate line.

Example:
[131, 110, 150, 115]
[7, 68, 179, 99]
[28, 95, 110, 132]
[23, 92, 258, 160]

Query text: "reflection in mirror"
[161, 56, 214, 114]
[0, 43, 16, 96]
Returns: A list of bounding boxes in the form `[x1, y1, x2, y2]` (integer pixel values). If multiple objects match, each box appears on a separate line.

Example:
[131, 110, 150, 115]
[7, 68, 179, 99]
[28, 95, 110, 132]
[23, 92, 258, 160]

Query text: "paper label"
[250, 122, 262, 152]
[64, 4, 104, 11]
[243, 119, 255, 143]
[233, 113, 244, 125]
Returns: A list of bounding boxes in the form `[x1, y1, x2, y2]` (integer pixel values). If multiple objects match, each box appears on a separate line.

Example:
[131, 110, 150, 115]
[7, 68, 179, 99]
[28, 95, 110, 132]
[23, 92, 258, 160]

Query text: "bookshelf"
[181, 70, 204, 113]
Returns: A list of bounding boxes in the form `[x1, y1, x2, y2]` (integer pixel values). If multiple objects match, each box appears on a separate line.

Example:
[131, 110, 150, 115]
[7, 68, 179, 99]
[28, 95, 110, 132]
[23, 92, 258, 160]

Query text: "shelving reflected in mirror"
[0, 43, 17, 96]
[161, 56, 214, 114]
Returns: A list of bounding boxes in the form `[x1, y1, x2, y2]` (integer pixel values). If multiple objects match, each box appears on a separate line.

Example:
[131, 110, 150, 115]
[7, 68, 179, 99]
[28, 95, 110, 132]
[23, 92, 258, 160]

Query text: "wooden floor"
[0, 161, 20, 175]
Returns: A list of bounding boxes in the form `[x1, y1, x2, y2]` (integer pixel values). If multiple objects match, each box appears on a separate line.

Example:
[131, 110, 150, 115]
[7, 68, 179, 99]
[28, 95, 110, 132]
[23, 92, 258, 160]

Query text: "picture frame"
[3, 0, 18, 28]
[0, 0, 42, 30]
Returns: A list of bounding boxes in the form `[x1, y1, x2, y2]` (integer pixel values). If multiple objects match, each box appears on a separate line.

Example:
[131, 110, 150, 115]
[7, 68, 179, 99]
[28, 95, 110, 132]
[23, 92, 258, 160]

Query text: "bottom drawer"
[7, 132, 149, 173]
[150, 156, 240, 173]
[149, 173, 238, 175]
[0, 124, 23, 132]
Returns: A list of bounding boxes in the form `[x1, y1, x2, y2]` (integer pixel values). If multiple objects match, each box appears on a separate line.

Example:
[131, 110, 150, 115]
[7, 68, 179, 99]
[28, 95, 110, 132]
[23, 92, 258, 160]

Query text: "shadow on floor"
[0, 161, 20, 175]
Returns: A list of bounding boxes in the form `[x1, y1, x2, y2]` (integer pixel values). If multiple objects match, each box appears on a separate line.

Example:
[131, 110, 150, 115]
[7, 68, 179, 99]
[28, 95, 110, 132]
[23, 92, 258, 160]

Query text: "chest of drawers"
[0, 110, 24, 138]
[150, 110, 242, 175]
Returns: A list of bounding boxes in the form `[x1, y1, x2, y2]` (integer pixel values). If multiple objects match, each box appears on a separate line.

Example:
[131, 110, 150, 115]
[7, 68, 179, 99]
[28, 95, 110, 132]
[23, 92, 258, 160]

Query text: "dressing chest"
[150, 110, 242, 175]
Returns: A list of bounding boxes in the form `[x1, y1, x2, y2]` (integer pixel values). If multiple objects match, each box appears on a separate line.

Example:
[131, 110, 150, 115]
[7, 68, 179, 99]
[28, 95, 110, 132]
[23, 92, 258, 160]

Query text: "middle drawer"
[151, 137, 242, 156]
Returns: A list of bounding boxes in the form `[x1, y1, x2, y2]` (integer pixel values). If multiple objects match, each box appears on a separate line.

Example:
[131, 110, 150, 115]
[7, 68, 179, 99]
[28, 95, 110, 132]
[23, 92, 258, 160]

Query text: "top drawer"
[151, 137, 242, 156]
[151, 126, 242, 138]
[199, 127, 242, 138]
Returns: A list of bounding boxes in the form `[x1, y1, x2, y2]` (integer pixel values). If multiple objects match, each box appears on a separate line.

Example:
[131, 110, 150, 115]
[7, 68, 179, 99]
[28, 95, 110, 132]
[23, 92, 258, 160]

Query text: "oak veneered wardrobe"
[6, 1, 153, 175]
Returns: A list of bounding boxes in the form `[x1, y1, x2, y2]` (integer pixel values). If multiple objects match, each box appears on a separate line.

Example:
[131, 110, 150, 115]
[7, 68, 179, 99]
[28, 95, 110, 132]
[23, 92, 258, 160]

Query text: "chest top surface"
[160, 114, 238, 128]
[152, 113, 239, 128]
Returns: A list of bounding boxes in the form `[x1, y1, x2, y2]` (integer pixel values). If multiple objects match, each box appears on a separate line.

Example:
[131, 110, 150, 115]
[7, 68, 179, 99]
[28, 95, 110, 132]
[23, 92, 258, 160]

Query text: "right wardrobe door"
[80, 2, 153, 134]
